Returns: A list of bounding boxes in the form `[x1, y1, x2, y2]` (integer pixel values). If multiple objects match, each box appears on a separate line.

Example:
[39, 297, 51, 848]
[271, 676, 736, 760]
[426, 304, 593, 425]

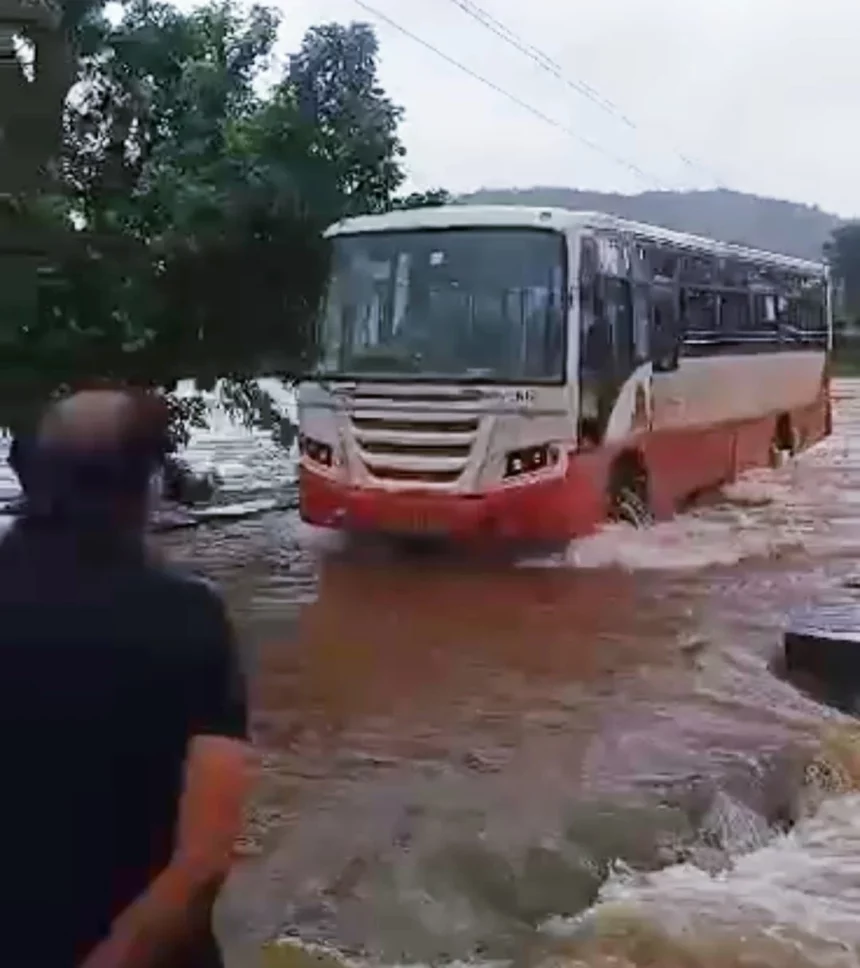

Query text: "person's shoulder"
[144, 562, 226, 613]
[136, 564, 235, 662]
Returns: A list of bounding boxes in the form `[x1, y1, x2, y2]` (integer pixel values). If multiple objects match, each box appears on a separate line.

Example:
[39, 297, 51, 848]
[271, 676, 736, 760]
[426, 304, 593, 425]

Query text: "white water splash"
[566, 512, 807, 572]
[541, 793, 860, 963]
[515, 451, 847, 574]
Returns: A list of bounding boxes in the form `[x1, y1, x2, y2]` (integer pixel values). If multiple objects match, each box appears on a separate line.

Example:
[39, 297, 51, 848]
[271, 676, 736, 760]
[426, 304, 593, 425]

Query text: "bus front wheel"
[608, 454, 653, 528]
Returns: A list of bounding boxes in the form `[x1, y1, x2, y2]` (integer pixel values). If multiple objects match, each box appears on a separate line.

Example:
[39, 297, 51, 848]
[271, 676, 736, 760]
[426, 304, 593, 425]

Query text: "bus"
[297, 206, 831, 543]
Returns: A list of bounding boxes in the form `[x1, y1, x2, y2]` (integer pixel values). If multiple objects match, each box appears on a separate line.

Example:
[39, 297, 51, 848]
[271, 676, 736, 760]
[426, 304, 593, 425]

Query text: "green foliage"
[825, 222, 860, 323]
[390, 188, 453, 210]
[1, 0, 445, 433]
[287, 21, 405, 218]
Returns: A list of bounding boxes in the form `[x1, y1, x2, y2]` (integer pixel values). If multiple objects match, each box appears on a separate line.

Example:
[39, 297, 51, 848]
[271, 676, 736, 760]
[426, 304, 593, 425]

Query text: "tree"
[286, 22, 405, 219]
[390, 189, 453, 211]
[1, 2, 441, 434]
[825, 223, 860, 323]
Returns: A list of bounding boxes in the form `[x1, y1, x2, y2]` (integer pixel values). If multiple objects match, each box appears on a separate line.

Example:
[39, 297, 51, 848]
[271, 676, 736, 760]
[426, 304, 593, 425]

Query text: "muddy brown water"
[6, 386, 860, 968]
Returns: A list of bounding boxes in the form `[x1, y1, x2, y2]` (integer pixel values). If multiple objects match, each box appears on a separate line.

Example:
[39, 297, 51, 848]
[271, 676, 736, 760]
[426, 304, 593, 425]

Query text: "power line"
[445, 0, 727, 190]
[451, 0, 727, 188]
[449, 0, 637, 130]
[351, 0, 666, 190]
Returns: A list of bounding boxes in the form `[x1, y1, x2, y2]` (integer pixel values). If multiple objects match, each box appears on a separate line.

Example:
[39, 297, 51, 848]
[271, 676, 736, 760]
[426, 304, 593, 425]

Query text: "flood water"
[7, 385, 860, 968]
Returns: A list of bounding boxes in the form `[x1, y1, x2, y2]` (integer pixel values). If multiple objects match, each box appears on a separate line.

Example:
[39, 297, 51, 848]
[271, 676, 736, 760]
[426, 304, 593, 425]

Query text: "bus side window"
[684, 288, 718, 334]
[798, 285, 827, 347]
[580, 237, 598, 290]
[543, 270, 566, 376]
[633, 284, 650, 363]
[719, 291, 751, 336]
[752, 293, 779, 335]
[811, 280, 827, 347]
[579, 282, 596, 370]
[603, 276, 634, 367]
[776, 294, 790, 330]
[579, 239, 602, 374]
[651, 287, 681, 372]
[583, 278, 610, 373]
[780, 293, 804, 343]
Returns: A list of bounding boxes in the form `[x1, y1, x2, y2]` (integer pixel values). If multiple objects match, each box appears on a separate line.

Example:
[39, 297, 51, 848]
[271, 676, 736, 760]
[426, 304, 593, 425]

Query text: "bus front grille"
[360, 439, 473, 459]
[351, 415, 480, 435]
[365, 466, 463, 484]
[348, 408, 479, 485]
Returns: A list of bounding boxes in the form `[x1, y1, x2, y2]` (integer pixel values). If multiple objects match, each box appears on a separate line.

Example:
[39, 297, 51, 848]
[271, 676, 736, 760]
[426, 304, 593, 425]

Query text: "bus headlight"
[504, 443, 558, 479]
[299, 434, 333, 467]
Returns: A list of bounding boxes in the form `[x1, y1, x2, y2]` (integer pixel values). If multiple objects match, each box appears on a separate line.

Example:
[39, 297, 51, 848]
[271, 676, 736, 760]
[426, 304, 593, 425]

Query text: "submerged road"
[6, 386, 860, 968]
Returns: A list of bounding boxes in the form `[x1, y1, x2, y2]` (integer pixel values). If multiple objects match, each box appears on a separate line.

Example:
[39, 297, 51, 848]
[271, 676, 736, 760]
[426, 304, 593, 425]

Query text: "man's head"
[24, 388, 172, 530]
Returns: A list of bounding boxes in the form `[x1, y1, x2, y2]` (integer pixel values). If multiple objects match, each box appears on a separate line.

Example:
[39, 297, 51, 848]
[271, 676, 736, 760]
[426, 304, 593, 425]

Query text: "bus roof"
[325, 205, 826, 276]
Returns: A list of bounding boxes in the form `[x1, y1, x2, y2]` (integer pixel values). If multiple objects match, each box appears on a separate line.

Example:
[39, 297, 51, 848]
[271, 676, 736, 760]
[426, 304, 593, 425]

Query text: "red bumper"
[299, 460, 606, 543]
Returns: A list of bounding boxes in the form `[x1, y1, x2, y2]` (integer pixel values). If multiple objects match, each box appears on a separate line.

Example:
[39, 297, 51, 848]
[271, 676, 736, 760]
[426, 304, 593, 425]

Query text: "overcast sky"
[172, 0, 860, 216]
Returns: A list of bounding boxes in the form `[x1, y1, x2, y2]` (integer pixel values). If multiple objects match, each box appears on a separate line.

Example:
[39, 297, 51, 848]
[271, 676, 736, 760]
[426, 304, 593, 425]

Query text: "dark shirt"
[0, 520, 248, 966]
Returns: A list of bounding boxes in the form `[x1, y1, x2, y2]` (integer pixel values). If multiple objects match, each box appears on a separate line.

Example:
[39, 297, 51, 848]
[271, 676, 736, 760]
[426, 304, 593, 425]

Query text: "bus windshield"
[317, 228, 566, 383]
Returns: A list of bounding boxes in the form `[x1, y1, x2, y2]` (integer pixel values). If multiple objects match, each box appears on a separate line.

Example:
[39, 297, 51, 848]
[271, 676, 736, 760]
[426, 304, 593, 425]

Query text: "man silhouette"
[0, 389, 254, 968]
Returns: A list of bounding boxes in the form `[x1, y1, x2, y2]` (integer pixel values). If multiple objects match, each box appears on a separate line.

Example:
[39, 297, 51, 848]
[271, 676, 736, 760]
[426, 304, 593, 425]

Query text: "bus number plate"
[386, 508, 445, 535]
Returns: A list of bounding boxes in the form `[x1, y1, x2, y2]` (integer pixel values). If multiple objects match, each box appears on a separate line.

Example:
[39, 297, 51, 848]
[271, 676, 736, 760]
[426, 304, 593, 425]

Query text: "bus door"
[651, 284, 682, 373]
[578, 234, 642, 443]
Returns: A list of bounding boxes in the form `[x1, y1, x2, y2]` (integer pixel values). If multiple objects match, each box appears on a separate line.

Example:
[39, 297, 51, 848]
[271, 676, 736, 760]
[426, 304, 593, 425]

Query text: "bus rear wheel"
[768, 415, 799, 469]
[608, 455, 653, 528]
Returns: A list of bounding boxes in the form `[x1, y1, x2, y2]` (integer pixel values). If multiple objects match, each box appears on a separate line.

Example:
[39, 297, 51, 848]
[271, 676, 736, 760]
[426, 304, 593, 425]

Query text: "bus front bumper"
[298, 464, 604, 543]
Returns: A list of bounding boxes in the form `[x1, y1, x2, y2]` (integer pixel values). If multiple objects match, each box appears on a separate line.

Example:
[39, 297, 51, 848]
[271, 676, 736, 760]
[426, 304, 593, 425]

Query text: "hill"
[458, 187, 841, 262]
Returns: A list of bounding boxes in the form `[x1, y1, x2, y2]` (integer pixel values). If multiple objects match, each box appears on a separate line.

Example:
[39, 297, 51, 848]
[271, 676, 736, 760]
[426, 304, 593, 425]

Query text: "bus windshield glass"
[317, 228, 566, 382]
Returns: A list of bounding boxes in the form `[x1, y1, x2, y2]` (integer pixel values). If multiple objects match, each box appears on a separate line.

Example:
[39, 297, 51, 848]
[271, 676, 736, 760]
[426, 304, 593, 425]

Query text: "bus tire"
[608, 453, 653, 527]
[769, 415, 798, 469]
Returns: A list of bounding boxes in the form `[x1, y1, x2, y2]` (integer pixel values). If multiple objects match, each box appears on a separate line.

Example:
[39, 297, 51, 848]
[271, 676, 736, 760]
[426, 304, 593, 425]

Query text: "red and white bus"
[298, 206, 831, 543]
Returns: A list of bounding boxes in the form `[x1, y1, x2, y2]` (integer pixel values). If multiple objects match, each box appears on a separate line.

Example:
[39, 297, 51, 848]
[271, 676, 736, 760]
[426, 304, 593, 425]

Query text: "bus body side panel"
[561, 222, 832, 527]
[574, 346, 829, 521]
[651, 347, 826, 497]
